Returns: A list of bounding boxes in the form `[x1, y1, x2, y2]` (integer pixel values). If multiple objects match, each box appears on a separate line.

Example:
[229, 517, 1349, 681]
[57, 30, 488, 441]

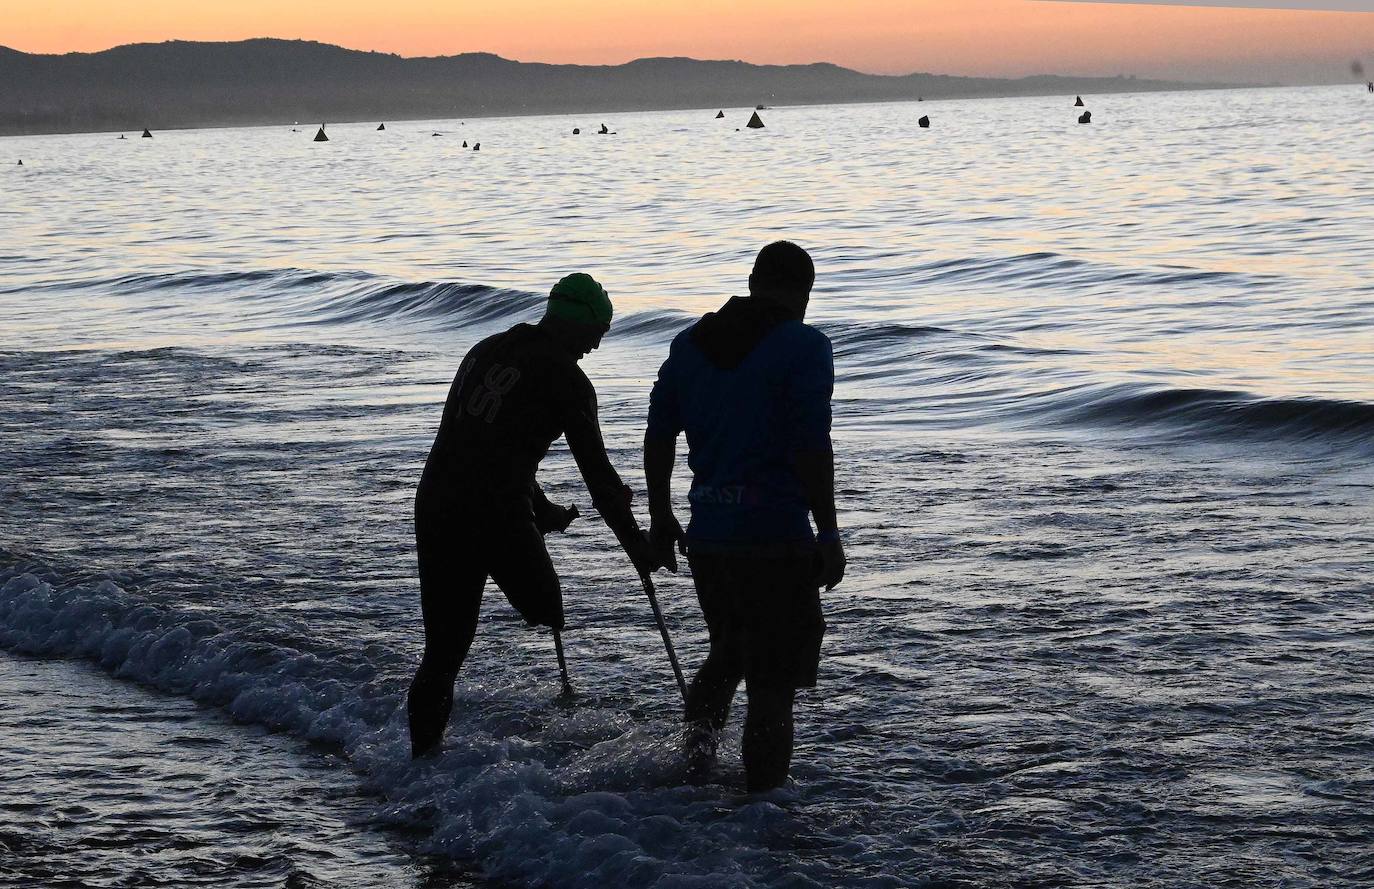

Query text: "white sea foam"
[0, 567, 813, 888]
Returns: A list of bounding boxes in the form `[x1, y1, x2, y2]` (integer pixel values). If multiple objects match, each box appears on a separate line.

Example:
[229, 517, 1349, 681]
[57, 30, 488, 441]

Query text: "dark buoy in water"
[715, 110, 725, 119]
[918, 96, 924, 102]
[1078, 111, 1092, 124]
[598, 123, 609, 134]
[918, 115, 930, 128]
[746, 111, 765, 129]
[1075, 95, 1085, 107]
[462, 140, 468, 147]
[377, 123, 386, 131]
[472, 142, 480, 151]
[16, 159, 21, 166]
[314, 126, 329, 142]
[573, 127, 580, 134]
[142, 128, 152, 138]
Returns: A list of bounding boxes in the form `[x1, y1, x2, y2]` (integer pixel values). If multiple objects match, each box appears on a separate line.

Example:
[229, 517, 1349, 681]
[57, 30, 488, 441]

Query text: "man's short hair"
[751, 241, 814, 295]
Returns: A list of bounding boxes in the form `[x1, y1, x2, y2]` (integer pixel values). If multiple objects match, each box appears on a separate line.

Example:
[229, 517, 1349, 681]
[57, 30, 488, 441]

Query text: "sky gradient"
[7, 1, 1373, 83]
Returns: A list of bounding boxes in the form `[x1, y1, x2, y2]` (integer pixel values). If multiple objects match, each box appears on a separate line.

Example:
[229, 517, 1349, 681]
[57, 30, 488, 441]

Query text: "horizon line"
[0, 36, 1248, 85]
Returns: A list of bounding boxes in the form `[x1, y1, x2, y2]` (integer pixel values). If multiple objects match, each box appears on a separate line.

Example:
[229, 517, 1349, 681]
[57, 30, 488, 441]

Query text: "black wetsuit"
[407, 322, 636, 756]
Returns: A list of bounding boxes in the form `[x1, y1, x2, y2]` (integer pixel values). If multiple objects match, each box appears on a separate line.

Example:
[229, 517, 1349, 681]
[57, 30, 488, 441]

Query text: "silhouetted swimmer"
[746, 111, 765, 129]
[715, 110, 725, 119]
[918, 115, 930, 128]
[405, 274, 657, 759]
[755, 104, 766, 110]
[314, 126, 329, 142]
[1078, 111, 1092, 124]
[462, 140, 468, 147]
[432, 132, 442, 137]
[378, 123, 386, 131]
[473, 143, 480, 151]
[1075, 95, 1085, 107]
[118, 135, 126, 140]
[16, 159, 21, 166]
[599, 124, 609, 134]
[1368, 81, 1373, 93]
[142, 128, 152, 138]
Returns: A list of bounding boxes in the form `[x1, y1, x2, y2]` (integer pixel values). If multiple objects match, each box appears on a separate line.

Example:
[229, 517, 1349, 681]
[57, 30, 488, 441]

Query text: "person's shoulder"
[666, 319, 704, 357]
[775, 319, 832, 355]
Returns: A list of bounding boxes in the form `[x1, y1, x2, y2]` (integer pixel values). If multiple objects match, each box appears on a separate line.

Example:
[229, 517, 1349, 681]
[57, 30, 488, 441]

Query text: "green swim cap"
[547, 273, 613, 328]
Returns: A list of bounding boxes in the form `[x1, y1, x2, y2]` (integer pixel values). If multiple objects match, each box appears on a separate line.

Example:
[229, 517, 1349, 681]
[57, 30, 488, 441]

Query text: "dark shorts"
[687, 543, 826, 689]
[415, 506, 563, 633]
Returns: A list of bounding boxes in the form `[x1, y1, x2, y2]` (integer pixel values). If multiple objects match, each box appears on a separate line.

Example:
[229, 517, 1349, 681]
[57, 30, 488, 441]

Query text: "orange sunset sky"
[6, 1, 1373, 83]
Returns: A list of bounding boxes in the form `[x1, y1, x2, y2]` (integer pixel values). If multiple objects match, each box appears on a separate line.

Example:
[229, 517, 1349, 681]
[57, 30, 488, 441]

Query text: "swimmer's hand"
[623, 529, 661, 577]
[536, 502, 580, 535]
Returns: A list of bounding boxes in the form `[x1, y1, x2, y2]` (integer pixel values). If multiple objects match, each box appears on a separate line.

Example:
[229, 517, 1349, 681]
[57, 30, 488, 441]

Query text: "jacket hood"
[690, 296, 793, 370]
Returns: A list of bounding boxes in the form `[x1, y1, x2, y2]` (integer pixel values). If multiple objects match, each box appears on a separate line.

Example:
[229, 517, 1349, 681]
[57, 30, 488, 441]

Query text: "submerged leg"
[407, 534, 486, 759]
[685, 644, 745, 731]
[741, 684, 796, 792]
[683, 641, 744, 780]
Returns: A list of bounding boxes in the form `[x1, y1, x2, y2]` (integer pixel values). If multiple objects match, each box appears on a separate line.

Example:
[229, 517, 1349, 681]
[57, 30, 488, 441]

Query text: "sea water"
[2, 86, 1372, 888]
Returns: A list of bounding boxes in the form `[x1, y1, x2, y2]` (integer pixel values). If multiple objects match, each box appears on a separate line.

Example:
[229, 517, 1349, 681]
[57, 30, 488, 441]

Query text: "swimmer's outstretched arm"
[559, 378, 655, 572]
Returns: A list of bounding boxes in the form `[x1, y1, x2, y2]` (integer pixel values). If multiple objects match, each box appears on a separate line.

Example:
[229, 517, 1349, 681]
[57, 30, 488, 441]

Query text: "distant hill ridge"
[0, 38, 1240, 136]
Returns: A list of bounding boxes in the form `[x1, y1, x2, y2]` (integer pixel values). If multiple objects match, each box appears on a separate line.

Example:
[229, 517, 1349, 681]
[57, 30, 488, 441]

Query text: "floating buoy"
[462, 140, 468, 147]
[715, 110, 725, 119]
[746, 111, 765, 129]
[918, 96, 924, 102]
[573, 127, 580, 134]
[1075, 95, 1084, 107]
[314, 126, 329, 141]
[377, 123, 386, 131]
[1078, 111, 1092, 124]
[918, 115, 930, 128]
[142, 128, 152, 138]
[598, 123, 609, 134]
[16, 159, 22, 166]
[472, 143, 480, 151]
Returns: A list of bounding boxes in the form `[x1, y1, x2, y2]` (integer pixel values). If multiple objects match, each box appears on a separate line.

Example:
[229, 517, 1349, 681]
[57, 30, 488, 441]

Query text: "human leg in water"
[407, 533, 487, 759]
[683, 639, 744, 781]
[741, 684, 796, 792]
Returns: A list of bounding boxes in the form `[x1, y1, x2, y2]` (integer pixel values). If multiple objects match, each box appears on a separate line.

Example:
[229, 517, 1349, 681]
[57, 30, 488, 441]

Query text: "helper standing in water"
[408, 273, 658, 758]
[644, 241, 845, 791]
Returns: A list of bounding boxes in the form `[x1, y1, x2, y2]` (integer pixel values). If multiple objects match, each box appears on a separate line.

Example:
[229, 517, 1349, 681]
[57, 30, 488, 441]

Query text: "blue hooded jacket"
[646, 296, 834, 544]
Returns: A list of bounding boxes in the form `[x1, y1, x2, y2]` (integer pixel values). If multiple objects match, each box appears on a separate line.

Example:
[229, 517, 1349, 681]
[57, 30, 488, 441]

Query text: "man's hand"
[816, 536, 846, 591]
[648, 512, 687, 573]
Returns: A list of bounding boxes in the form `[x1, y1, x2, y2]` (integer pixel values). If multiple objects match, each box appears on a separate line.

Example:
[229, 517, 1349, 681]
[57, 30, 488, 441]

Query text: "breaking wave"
[0, 553, 809, 888]
[1027, 384, 1374, 452]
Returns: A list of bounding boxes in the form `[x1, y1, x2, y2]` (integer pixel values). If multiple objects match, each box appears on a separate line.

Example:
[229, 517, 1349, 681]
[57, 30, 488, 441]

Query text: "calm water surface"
[2, 86, 1372, 887]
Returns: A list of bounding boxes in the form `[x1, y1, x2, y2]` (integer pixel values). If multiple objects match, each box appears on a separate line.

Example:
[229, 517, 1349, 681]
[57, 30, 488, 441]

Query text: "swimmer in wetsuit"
[407, 273, 657, 758]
